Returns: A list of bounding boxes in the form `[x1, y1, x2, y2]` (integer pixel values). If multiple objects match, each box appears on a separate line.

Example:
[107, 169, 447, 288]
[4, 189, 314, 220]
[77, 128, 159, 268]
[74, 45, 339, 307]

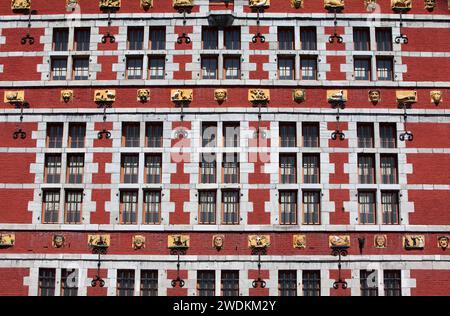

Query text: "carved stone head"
[53, 235, 65, 248]
[430, 90, 442, 105]
[293, 89, 306, 103]
[132, 235, 146, 250]
[368, 90, 381, 104]
[374, 235, 387, 248]
[438, 236, 449, 250]
[212, 235, 224, 250]
[61, 90, 74, 103]
[214, 89, 228, 102]
[291, 0, 303, 9]
[141, 0, 153, 10]
[137, 89, 150, 102]
[424, 0, 436, 10]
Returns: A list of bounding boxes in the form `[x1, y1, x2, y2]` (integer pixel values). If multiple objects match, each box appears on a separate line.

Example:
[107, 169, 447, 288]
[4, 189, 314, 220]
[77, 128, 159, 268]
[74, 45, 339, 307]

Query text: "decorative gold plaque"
[329, 235, 350, 248]
[0, 233, 15, 247]
[248, 89, 270, 103]
[403, 235, 425, 249]
[391, 0, 412, 11]
[88, 234, 110, 248]
[171, 89, 193, 102]
[168, 235, 190, 249]
[324, 0, 345, 10]
[248, 235, 271, 248]
[173, 0, 194, 8]
[249, 0, 270, 8]
[293, 235, 306, 249]
[327, 89, 348, 102]
[99, 0, 121, 9]
[4, 91, 25, 103]
[11, 0, 31, 10]
[396, 90, 417, 104]
[94, 90, 116, 102]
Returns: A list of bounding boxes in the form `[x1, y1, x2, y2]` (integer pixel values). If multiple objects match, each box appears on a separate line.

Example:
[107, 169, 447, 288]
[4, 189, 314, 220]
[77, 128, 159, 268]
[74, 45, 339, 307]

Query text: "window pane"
[278, 27, 294, 50]
[377, 58, 393, 81]
[150, 27, 166, 50]
[45, 154, 61, 184]
[69, 123, 86, 148]
[280, 191, 297, 225]
[376, 28, 392, 51]
[357, 123, 374, 148]
[303, 271, 320, 296]
[117, 270, 135, 296]
[146, 122, 163, 147]
[280, 154, 296, 184]
[381, 155, 398, 184]
[43, 190, 60, 224]
[65, 190, 82, 224]
[39, 268, 56, 296]
[75, 28, 90, 51]
[53, 29, 69, 51]
[360, 270, 378, 296]
[145, 154, 162, 184]
[380, 123, 397, 148]
[303, 154, 320, 184]
[128, 27, 144, 50]
[354, 58, 371, 80]
[221, 271, 239, 296]
[382, 191, 399, 225]
[120, 191, 138, 224]
[202, 123, 217, 147]
[67, 154, 84, 184]
[51, 58, 67, 80]
[303, 191, 320, 224]
[302, 123, 319, 147]
[199, 191, 216, 224]
[300, 27, 317, 50]
[222, 190, 239, 225]
[149, 56, 165, 79]
[279, 57, 295, 80]
[224, 56, 240, 79]
[73, 57, 89, 80]
[123, 123, 140, 147]
[280, 123, 296, 147]
[202, 28, 218, 49]
[384, 270, 401, 296]
[224, 27, 240, 50]
[127, 57, 143, 79]
[143, 191, 161, 224]
[202, 56, 218, 79]
[47, 123, 63, 148]
[279, 270, 297, 296]
[200, 153, 216, 184]
[141, 270, 158, 296]
[354, 28, 370, 51]
[223, 153, 239, 184]
[358, 154, 375, 184]
[197, 271, 215, 296]
[301, 56, 317, 80]
[359, 191, 376, 224]
[61, 269, 78, 296]
[121, 154, 139, 184]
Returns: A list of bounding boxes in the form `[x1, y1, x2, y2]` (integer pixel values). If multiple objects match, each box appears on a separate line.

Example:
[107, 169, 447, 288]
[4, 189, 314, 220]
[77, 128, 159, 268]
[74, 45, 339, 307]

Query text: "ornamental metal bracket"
[176, 6, 192, 44]
[328, 8, 344, 44]
[253, 101, 267, 139]
[21, 9, 37, 45]
[398, 102, 413, 142]
[251, 247, 267, 289]
[170, 248, 187, 288]
[251, 7, 266, 44]
[394, 10, 408, 44]
[101, 8, 116, 44]
[91, 247, 107, 287]
[173, 99, 190, 121]
[329, 99, 346, 141]
[331, 246, 348, 289]
[12, 101, 29, 140]
[96, 101, 112, 139]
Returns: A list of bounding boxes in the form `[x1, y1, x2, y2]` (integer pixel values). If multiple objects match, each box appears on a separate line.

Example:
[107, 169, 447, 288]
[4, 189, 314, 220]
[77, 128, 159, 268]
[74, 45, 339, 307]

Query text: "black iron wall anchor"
[170, 248, 187, 288]
[331, 246, 348, 289]
[173, 100, 190, 121]
[251, 7, 266, 43]
[330, 99, 346, 140]
[96, 102, 113, 139]
[328, 8, 344, 44]
[91, 247, 107, 287]
[21, 9, 37, 45]
[176, 6, 192, 44]
[12, 101, 29, 140]
[251, 247, 267, 288]
[101, 9, 116, 44]
[398, 102, 413, 141]
[394, 10, 408, 44]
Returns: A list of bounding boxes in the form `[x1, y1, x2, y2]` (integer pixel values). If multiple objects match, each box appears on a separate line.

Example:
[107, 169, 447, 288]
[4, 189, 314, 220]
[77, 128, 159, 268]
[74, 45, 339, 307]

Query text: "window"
[121, 154, 139, 184]
[300, 56, 317, 80]
[384, 270, 401, 296]
[223, 56, 240, 79]
[353, 28, 370, 51]
[354, 57, 371, 81]
[303, 154, 320, 184]
[127, 27, 144, 50]
[64, 190, 83, 224]
[202, 27, 218, 49]
[61, 269, 78, 296]
[38, 268, 56, 296]
[221, 271, 239, 296]
[74, 28, 90, 51]
[126, 56, 143, 79]
[222, 190, 239, 225]
[358, 154, 375, 184]
[67, 154, 84, 184]
[72, 57, 89, 80]
[357, 123, 374, 148]
[117, 270, 135, 296]
[42, 190, 60, 224]
[53, 28, 69, 51]
[376, 57, 394, 81]
[279, 191, 297, 225]
[47, 123, 63, 148]
[376, 28, 392, 51]
[197, 271, 215, 296]
[360, 270, 378, 296]
[202, 122, 217, 147]
[68, 123, 86, 148]
[302, 271, 320, 296]
[381, 191, 399, 225]
[201, 56, 218, 79]
[279, 270, 297, 296]
[279, 123, 296, 147]
[223, 122, 240, 147]
[141, 270, 158, 296]
[380, 123, 397, 148]
[223, 153, 239, 184]
[150, 27, 166, 50]
[280, 154, 297, 184]
[143, 191, 161, 225]
[145, 154, 162, 184]
[303, 191, 320, 225]
[199, 191, 216, 224]
[300, 27, 317, 50]
[51, 57, 68, 80]
[380, 155, 398, 184]
[122, 123, 140, 147]
[278, 27, 294, 50]
[224, 27, 240, 50]
[303, 123, 319, 147]
[278, 56, 295, 80]
[146, 122, 163, 147]
[200, 153, 217, 184]
[120, 191, 138, 224]
[45, 154, 61, 184]
[148, 56, 165, 79]
[358, 191, 376, 224]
